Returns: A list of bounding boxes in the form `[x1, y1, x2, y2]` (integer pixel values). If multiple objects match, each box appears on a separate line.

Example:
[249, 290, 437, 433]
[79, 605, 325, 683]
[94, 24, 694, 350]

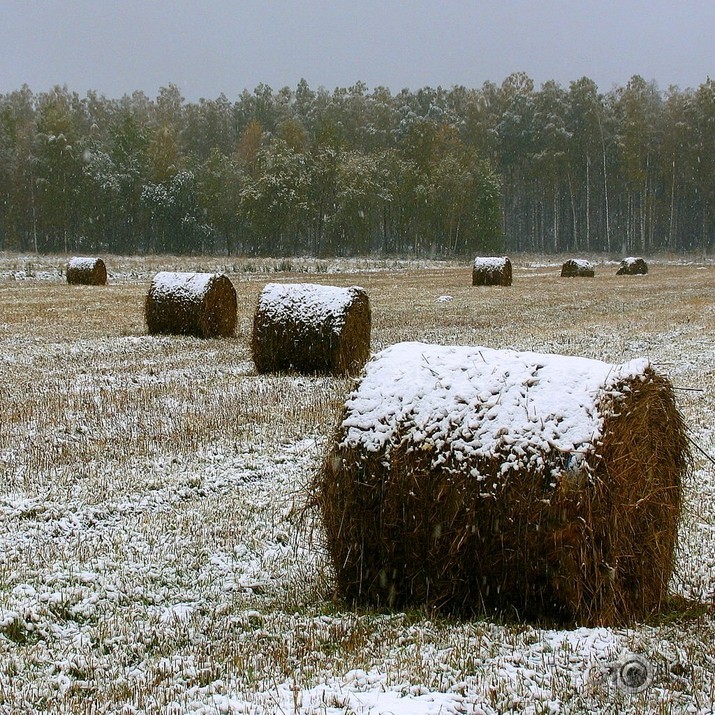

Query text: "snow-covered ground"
[0, 254, 713, 713]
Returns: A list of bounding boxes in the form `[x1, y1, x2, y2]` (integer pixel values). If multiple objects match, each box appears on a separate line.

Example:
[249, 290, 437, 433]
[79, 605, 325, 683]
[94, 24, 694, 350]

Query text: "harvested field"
[0, 253, 714, 713]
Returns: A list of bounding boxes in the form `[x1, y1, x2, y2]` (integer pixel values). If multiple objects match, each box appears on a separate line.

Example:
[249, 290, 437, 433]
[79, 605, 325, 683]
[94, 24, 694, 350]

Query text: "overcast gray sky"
[1, 0, 712, 101]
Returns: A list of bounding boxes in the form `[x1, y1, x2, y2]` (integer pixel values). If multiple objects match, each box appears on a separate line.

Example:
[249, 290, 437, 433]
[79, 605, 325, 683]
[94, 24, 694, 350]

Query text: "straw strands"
[561, 259, 595, 277]
[472, 256, 512, 286]
[252, 282, 371, 375]
[145, 271, 237, 338]
[314, 341, 689, 626]
[66, 256, 107, 285]
[617, 257, 649, 275]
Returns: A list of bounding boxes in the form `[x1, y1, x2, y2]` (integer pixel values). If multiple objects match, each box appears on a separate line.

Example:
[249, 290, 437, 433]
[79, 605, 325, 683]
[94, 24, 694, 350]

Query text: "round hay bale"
[561, 258, 595, 278]
[616, 257, 649, 275]
[472, 256, 512, 286]
[315, 342, 689, 626]
[66, 256, 107, 285]
[145, 271, 237, 339]
[252, 282, 371, 375]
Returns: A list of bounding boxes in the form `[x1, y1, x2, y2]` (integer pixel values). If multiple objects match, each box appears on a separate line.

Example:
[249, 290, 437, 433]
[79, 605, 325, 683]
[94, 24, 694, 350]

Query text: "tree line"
[0, 74, 712, 257]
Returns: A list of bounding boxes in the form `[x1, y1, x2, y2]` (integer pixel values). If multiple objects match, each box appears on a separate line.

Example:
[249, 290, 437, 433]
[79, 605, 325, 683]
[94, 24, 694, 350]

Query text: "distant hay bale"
[617, 257, 649, 275]
[472, 256, 512, 286]
[314, 342, 689, 626]
[561, 258, 595, 278]
[252, 282, 371, 375]
[145, 271, 237, 339]
[66, 256, 107, 285]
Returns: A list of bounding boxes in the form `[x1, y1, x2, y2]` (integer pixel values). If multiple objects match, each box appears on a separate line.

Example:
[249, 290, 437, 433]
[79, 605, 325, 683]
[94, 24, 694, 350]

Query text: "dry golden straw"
[560, 259, 595, 278]
[617, 257, 649, 275]
[472, 256, 512, 286]
[145, 271, 237, 338]
[252, 282, 371, 375]
[66, 256, 107, 285]
[314, 344, 689, 626]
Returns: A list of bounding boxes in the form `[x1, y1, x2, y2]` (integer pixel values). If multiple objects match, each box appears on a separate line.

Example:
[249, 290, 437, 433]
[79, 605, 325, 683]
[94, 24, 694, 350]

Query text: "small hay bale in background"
[315, 341, 689, 626]
[252, 282, 371, 375]
[561, 258, 595, 278]
[472, 256, 512, 286]
[616, 257, 649, 275]
[66, 256, 107, 285]
[145, 271, 237, 339]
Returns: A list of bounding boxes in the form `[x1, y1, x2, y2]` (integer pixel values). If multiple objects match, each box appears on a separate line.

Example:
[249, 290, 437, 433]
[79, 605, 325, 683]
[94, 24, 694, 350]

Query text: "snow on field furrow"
[149, 620, 709, 714]
[674, 459, 715, 603]
[4, 440, 703, 714]
[0, 257, 453, 285]
[1, 260, 714, 713]
[0, 338, 253, 379]
[0, 438, 322, 682]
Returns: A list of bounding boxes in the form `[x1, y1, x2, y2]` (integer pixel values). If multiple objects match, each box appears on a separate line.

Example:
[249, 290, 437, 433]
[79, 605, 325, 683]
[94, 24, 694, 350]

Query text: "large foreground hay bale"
[315, 342, 689, 626]
[252, 282, 370, 375]
[66, 256, 107, 285]
[561, 258, 595, 277]
[472, 256, 512, 286]
[145, 271, 237, 338]
[617, 257, 649, 275]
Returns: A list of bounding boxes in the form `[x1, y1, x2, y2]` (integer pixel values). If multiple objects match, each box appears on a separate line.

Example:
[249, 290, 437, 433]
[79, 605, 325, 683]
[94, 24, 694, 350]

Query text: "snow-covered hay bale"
[561, 258, 595, 278]
[252, 282, 370, 375]
[616, 257, 649, 275]
[472, 256, 512, 286]
[66, 256, 107, 285]
[145, 271, 237, 339]
[315, 342, 689, 626]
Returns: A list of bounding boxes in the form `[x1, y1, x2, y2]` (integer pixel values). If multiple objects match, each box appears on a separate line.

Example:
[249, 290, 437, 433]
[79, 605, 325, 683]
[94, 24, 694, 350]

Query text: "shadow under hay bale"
[145, 271, 237, 339]
[472, 256, 512, 286]
[66, 257, 107, 285]
[314, 342, 689, 626]
[252, 282, 371, 375]
[617, 257, 649, 275]
[561, 258, 595, 278]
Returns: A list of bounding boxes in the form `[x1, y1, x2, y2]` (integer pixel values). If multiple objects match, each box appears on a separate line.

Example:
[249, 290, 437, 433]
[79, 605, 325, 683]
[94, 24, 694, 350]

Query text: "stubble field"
[0, 253, 714, 714]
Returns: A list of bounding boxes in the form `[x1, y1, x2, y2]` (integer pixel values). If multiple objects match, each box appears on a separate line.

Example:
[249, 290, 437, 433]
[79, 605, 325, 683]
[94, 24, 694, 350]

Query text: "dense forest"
[0, 74, 713, 257]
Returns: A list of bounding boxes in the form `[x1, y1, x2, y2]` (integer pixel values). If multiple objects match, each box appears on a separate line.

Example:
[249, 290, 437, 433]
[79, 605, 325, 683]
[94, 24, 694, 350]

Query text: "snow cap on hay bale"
[66, 256, 107, 285]
[617, 257, 649, 275]
[252, 282, 371, 375]
[472, 256, 512, 286]
[561, 258, 595, 278]
[315, 341, 689, 626]
[145, 271, 237, 338]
